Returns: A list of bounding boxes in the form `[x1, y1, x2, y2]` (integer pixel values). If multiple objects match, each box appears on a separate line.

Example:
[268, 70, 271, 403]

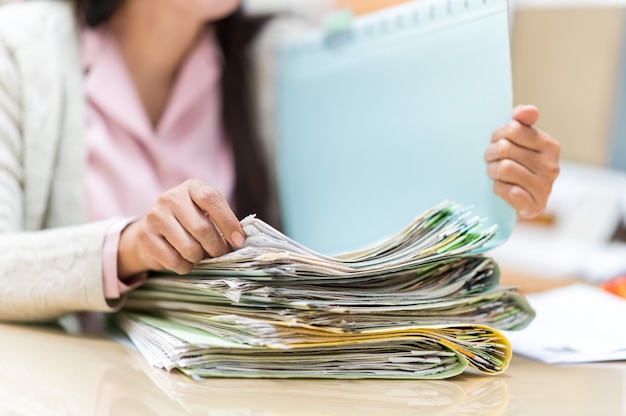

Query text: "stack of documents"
[117, 202, 534, 380]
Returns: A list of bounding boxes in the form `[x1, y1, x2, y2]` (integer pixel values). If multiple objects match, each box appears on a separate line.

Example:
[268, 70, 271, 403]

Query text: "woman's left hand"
[484, 104, 560, 219]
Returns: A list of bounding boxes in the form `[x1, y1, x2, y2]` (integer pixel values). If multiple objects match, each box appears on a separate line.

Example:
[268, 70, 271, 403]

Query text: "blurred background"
[495, 0, 626, 287]
[246, 0, 626, 286]
[3, 0, 624, 286]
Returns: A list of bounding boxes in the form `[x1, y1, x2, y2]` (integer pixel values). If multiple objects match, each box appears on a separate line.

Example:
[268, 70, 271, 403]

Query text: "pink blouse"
[81, 26, 235, 300]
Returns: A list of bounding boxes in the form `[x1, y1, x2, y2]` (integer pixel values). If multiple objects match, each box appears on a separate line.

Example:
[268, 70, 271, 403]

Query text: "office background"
[2, 0, 625, 283]
[247, 0, 626, 284]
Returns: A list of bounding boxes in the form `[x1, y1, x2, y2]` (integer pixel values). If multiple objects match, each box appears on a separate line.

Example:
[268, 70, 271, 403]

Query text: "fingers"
[486, 134, 560, 176]
[512, 104, 539, 127]
[490, 120, 544, 151]
[173, 202, 231, 259]
[485, 138, 539, 172]
[487, 157, 539, 189]
[490, 105, 555, 154]
[487, 157, 551, 218]
[159, 180, 244, 269]
[120, 179, 245, 276]
[486, 106, 561, 219]
[140, 204, 200, 275]
[492, 181, 542, 219]
[118, 215, 196, 276]
[485, 138, 559, 218]
[137, 220, 196, 274]
[188, 179, 245, 249]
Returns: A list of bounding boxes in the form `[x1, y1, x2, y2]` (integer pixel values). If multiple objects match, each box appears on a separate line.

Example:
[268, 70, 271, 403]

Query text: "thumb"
[513, 104, 539, 127]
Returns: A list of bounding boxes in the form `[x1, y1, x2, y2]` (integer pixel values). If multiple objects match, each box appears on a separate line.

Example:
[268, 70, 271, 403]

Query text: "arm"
[0, 222, 123, 321]
[0, 40, 119, 322]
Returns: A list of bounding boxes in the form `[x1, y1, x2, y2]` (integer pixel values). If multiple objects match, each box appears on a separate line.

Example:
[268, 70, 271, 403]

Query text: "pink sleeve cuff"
[102, 218, 147, 300]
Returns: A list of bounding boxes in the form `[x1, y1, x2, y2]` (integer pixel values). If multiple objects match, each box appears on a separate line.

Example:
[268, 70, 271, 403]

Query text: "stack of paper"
[117, 202, 534, 380]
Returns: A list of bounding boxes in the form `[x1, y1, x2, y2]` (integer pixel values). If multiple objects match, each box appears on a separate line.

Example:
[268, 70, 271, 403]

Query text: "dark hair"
[75, 0, 276, 226]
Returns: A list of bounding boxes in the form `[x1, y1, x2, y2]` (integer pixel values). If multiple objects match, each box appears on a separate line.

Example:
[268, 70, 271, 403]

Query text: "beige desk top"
[0, 322, 623, 416]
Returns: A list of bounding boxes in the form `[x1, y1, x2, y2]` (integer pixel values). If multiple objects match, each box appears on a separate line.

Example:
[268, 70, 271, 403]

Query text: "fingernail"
[231, 231, 245, 248]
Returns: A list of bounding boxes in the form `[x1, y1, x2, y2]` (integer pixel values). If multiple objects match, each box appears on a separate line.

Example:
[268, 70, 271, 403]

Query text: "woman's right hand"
[117, 179, 245, 278]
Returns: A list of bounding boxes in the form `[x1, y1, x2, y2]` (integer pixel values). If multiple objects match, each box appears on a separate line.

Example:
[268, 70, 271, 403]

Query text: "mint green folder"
[276, 0, 515, 255]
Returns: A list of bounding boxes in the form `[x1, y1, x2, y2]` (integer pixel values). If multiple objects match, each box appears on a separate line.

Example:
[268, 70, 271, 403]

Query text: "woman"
[0, 0, 560, 322]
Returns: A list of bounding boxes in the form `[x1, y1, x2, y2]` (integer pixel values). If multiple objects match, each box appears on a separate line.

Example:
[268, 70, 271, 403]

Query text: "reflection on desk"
[0, 322, 623, 416]
[0, 323, 186, 416]
[144, 365, 508, 416]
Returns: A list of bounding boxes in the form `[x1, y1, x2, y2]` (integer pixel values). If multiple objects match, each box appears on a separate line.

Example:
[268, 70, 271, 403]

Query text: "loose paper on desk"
[503, 283, 626, 364]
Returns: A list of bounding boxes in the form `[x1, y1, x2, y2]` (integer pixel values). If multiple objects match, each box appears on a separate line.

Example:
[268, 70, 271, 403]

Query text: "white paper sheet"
[503, 283, 626, 363]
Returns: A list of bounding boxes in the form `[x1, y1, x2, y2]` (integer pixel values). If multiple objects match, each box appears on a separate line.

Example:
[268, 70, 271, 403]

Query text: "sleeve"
[0, 36, 123, 322]
[0, 32, 22, 232]
[0, 222, 126, 322]
[101, 217, 147, 304]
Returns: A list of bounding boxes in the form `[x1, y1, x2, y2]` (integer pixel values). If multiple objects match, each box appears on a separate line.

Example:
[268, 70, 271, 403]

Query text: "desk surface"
[0, 322, 623, 416]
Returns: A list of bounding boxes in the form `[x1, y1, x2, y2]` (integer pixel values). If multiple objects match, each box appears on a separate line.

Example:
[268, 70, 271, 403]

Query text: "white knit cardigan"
[0, 0, 133, 321]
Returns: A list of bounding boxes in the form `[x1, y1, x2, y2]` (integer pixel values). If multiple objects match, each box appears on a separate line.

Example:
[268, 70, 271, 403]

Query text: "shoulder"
[0, 0, 80, 88]
[0, 0, 77, 49]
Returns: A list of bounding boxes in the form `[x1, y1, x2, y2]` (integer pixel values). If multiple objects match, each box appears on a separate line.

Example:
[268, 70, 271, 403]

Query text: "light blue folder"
[276, 0, 515, 255]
